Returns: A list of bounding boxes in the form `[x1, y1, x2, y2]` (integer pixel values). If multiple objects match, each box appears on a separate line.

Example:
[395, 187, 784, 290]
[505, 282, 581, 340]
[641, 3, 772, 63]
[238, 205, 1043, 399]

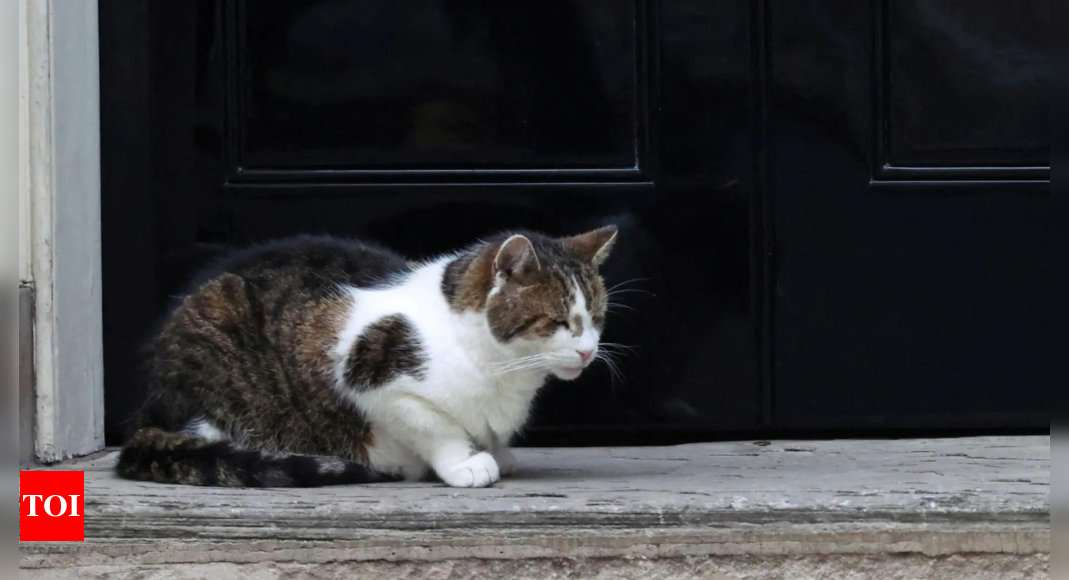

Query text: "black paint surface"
[100, 0, 1049, 445]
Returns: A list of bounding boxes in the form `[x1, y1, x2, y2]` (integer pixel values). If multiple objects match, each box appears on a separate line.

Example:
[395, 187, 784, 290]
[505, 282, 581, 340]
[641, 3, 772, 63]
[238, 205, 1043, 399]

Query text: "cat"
[116, 226, 617, 488]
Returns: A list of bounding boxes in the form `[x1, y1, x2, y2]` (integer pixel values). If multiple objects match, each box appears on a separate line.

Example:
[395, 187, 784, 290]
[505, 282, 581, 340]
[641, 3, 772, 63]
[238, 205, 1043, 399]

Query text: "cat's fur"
[116, 227, 617, 488]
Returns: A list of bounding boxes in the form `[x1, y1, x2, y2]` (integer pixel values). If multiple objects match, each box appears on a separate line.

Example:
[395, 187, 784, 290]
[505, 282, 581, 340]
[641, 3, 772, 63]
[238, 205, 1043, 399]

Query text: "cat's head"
[443, 226, 618, 380]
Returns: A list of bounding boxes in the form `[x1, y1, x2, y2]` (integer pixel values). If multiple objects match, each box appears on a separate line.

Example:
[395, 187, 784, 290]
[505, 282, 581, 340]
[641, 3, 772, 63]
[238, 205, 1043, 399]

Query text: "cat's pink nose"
[577, 349, 594, 364]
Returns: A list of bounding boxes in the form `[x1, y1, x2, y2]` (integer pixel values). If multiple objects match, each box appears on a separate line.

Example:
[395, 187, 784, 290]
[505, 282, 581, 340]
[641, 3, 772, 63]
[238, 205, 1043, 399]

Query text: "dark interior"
[99, 0, 1050, 446]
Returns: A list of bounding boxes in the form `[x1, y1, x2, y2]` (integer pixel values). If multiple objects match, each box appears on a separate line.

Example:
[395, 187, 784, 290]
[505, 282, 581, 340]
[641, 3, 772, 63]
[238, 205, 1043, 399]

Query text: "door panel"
[236, 1, 643, 173]
[769, 0, 1049, 429]
[884, 0, 1049, 168]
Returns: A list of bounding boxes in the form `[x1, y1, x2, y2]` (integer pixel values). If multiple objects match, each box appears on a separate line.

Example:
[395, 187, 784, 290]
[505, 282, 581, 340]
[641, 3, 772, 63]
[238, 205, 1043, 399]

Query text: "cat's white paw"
[492, 446, 517, 476]
[440, 452, 500, 488]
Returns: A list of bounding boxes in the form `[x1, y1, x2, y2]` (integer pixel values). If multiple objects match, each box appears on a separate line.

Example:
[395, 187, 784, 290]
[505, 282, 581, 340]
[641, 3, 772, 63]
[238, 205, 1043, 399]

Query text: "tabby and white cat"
[117, 227, 617, 488]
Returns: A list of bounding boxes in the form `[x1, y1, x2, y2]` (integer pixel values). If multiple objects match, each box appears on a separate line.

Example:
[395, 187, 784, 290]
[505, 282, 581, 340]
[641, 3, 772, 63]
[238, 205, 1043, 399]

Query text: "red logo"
[19, 471, 85, 542]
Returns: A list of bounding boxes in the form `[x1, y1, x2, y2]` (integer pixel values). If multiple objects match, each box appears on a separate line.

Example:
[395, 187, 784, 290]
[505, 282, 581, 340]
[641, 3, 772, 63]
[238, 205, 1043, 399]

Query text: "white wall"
[19, 0, 31, 284]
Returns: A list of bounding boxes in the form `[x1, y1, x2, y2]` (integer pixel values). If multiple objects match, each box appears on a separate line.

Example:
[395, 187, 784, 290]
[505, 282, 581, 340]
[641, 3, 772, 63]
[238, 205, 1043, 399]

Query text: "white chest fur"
[331, 259, 545, 449]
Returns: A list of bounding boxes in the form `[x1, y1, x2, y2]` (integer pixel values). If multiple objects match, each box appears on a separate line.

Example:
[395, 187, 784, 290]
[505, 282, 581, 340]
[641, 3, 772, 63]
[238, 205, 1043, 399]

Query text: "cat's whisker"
[490, 363, 540, 375]
[608, 357, 625, 387]
[491, 361, 558, 376]
[598, 348, 635, 362]
[596, 351, 625, 389]
[599, 342, 639, 355]
[605, 277, 653, 294]
[487, 353, 557, 368]
[489, 353, 573, 375]
[493, 357, 553, 370]
[607, 302, 637, 313]
[488, 355, 542, 368]
[606, 288, 657, 298]
[597, 346, 631, 390]
[595, 352, 614, 390]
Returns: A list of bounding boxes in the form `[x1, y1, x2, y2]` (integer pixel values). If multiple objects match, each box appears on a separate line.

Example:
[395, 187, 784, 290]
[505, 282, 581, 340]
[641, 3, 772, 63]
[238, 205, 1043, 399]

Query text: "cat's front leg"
[436, 448, 501, 488]
[489, 433, 517, 476]
[374, 396, 501, 488]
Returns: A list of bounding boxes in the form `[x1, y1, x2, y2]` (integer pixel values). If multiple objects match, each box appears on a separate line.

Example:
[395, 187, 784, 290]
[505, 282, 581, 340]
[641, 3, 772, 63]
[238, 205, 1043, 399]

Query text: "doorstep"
[20, 436, 1050, 580]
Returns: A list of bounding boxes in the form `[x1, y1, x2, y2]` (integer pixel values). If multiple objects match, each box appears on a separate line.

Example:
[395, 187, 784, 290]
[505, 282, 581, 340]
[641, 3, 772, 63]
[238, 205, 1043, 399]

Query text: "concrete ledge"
[19, 554, 1052, 580]
[20, 437, 1050, 579]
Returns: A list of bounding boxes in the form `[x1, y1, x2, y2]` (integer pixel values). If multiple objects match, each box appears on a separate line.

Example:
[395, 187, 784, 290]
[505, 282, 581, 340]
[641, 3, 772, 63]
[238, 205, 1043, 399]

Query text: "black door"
[768, 0, 1049, 430]
[100, 0, 1049, 445]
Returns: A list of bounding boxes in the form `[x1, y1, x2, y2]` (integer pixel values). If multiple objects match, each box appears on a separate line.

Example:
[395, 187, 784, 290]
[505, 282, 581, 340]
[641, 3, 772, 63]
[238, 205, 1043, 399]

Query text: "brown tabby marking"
[441, 251, 495, 312]
[117, 428, 214, 484]
[443, 232, 611, 343]
[345, 315, 427, 390]
[119, 237, 412, 486]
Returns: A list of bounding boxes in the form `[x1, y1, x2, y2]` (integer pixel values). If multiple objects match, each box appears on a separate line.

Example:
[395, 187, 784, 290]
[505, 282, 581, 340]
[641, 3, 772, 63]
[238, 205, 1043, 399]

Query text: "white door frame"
[22, 0, 104, 462]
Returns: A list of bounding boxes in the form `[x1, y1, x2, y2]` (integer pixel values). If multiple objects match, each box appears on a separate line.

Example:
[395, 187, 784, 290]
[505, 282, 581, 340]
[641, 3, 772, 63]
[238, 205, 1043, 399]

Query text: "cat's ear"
[564, 225, 618, 266]
[494, 235, 540, 278]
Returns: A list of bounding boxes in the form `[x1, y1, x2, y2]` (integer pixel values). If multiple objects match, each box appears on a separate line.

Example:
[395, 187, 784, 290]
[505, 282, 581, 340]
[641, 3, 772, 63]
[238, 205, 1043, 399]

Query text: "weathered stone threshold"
[20, 436, 1050, 579]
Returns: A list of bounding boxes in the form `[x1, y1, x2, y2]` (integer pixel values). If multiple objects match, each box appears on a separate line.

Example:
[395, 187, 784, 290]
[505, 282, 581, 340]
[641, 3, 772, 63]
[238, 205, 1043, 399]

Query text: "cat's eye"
[553, 319, 570, 329]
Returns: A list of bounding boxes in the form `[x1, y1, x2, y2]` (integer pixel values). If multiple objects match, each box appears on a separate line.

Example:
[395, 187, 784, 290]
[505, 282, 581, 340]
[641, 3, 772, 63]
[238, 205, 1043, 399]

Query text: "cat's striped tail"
[116, 428, 398, 487]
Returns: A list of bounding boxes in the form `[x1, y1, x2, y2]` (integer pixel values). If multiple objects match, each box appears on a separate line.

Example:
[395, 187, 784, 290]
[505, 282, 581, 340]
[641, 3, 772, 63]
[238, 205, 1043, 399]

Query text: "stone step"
[20, 436, 1050, 579]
